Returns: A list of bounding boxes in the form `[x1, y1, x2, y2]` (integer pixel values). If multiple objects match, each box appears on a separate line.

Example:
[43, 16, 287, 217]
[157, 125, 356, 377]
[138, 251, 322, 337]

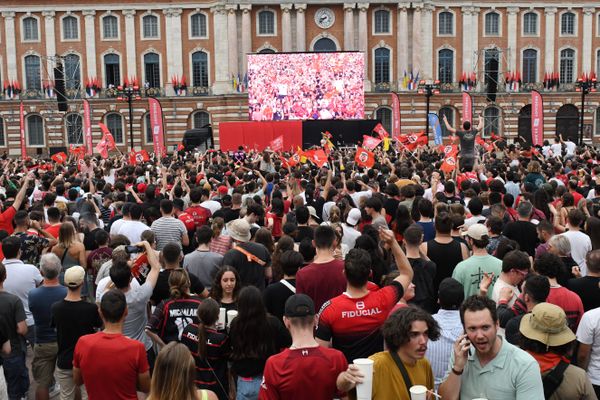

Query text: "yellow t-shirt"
[369, 351, 434, 400]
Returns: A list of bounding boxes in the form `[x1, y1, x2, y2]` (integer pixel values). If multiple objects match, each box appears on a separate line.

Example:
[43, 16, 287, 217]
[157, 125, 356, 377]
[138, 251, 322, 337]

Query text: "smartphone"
[125, 245, 144, 254]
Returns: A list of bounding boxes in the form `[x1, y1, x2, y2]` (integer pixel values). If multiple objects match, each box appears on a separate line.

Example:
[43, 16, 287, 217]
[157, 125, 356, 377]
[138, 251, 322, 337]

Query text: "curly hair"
[210, 266, 241, 302]
[460, 295, 498, 325]
[382, 306, 441, 352]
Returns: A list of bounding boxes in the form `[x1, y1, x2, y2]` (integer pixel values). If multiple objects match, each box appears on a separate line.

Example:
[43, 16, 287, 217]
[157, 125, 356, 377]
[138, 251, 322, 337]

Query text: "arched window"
[23, 17, 39, 41]
[190, 13, 207, 38]
[258, 10, 275, 35]
[191, 51, 208, 87]
[522, 49, 537, 84]
[64, 54, 81, 91]
[439, 107, 454, 137]
[65, 113, 83, 144]
[561, 12, 575, 35]
[313, 38, 337, 52]
[438, 12, 454, 35]
[374, 10, 390, 34]
[104, 54, 120, 87]
[62, 16, 78, 40]
[102, 15, 118, 39]
[258, 48, 276, 54]
[27, 115, 44, 146]
[144, 113, 153, 143]
[105, 113, 124, 144]
[375, 107, 392, 134]
[595, 107, 600, 137]
[484, 107, 501, 137]
[25, 55, 41, 90]
[523, 12, 538, 35]
[560, 49, 575, 84]
[143, 15, 159, 38]
[438, 49, 454, 84]
[485, 12, 500, 35]
[0, 117, 5, 146]
[193, 111, 210, 128]
[144, 53, 160, 88]
[374, 48, 390, 84]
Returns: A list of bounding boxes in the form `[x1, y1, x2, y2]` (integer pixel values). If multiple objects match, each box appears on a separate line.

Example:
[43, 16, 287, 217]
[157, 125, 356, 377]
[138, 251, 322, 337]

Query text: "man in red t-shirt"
[296, 226, 347, 312]
[0, 173, 33, 234]
[185, 188, 211, 229]
[259, 294, 363, 400]
[316, 229, 413, 362]
[73, 290, 150, 399]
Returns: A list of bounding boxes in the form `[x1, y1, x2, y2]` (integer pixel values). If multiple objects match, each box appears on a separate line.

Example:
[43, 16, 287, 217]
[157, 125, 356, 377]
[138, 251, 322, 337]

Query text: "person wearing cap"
[452, 223, 502, 298]
[502, 201, 540, 257]
[73, 290, 151, 399]
[51, 265, 102, 400]
[438, 295, 544, 400]
[223, 218, 271, 289]
[259, 294, 363, 400]
[341, 208, 361, 249]
[520, 303, 597, 399]
[426, 278, 465, 389]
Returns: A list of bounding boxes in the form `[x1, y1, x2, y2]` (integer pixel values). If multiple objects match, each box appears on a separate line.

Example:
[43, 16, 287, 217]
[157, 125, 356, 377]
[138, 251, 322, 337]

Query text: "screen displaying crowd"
[247, 52, 365, 121]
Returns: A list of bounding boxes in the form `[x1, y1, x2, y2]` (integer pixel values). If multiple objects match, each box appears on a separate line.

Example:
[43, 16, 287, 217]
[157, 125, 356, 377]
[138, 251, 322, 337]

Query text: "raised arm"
[443, 115, 457, 134]
[379, 228, 413, 293]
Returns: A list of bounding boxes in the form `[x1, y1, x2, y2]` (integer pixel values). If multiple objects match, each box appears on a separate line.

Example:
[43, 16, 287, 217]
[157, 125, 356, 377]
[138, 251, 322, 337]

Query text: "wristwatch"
[451, 366, 464, 375]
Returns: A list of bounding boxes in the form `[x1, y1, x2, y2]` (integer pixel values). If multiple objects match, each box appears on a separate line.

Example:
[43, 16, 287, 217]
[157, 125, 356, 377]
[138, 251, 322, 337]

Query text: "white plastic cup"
[353, 358, 374, 400]
[227, 310, 238, 328]
[409, 385, 428, 400]
[218, 307, 226, 330]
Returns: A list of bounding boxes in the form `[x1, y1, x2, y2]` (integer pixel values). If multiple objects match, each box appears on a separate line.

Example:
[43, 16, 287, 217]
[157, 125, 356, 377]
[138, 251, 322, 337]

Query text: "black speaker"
[182, 126, 213, 151]
[54, 60, 68, 112]
[49, 146, 67, 155]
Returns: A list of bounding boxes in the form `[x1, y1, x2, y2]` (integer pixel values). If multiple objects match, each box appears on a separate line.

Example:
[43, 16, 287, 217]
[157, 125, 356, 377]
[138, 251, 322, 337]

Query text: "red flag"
[390, 92, 402, 141]
[177, 143, 185, 151]
[399, 131, 428, 151]
[476, 136, 494, 153]
[148, 98, 165, 157]
[362, 135, 382, 150]
[19, 102, 26, 158]
[462, 92, 472, 123]
[531, 90, 544, 146]
[98, 123, 116, 149]
[373, 123, 389, 139]
[307, 149, 328, 168]
[51, 152, 68, 164]
[83, 99, 93, 155]
[355, 147, 375, 168]
[269, 135, 284, 152]
[440, 145, 459, 173]
[129, 150, 150, 165]
[70, 144, 86, 158]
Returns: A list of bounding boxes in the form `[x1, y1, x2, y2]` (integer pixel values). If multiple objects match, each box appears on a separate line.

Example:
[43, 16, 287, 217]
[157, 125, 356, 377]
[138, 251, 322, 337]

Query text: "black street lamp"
[116, 84, 142, 151]
[575, 74, 597, 145]
[417, 80, 440, 139]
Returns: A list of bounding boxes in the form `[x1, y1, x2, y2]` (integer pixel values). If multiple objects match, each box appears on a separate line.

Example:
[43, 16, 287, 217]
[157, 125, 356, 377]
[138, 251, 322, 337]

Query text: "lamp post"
[116, 83, 142, 151]
[575, 74, 597, 145]
[417, 80, 440, 139]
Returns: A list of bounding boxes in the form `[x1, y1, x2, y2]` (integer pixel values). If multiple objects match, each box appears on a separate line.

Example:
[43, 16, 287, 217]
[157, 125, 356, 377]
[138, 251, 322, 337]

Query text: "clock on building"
[315, 8, 335, 29]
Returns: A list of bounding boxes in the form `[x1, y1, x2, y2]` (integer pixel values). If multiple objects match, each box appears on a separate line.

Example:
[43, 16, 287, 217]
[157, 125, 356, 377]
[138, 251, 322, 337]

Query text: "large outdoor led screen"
[248, 52, 365, 121]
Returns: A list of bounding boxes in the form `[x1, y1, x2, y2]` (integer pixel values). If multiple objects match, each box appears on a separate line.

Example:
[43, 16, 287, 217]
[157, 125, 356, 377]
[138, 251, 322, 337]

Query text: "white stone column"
[82, 10, 97, 80]
[295, 4, 307, 51]
[412, 5, 423, 73]
[226, 5, 239, 77]
[583, 7, 594, 73]
[164, 8, 183, 93]
[3, 12, 17, 81]
[123, 10, 137, 83]
[281, 4, 293, 52]
[42, 11, 57, 78]
[397, 3, 409, 84]
[343, 3, 355, 51]
[421, 3, 434, 79]
[461, 7, 472, 74]
[544, 8, 557, 73]
[240, 5, 252, 74]
[358, 3, 370, 90]
[471, 7, 480, 75]
[507, 7, 519, 72]
[211, 5, 230, 94]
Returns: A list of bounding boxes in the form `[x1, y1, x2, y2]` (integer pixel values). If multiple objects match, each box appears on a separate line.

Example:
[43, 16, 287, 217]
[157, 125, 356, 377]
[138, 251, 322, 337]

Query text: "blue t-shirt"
[417, 221, 436, 242]
[29, 285, 68, 343]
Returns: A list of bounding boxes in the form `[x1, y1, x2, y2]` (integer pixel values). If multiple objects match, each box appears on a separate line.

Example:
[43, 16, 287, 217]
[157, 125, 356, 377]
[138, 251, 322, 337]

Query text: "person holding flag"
[443, 114, 483, 172]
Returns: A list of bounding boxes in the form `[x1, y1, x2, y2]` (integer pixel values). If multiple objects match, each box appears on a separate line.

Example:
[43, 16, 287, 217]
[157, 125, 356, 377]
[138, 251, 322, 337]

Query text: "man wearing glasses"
[491, 250, 531, 307]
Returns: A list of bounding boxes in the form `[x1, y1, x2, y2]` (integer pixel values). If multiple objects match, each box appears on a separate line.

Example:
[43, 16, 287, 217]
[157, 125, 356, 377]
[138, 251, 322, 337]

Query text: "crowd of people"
[1, 127, 600, 400]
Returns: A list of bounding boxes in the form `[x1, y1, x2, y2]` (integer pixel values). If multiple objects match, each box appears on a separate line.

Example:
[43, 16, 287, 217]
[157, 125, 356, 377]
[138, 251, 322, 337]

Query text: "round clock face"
[315, 8, 335, 29]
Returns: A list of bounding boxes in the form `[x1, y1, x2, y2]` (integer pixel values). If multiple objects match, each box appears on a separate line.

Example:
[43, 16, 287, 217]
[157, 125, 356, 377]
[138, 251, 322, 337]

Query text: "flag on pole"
[129, 150, 150, 165]
[462, 92, 472, 123]
[429, 113, 443, 146]
[355, 147, 375, 168]
[51, 152, 68, 164]
[83, 99, 93, 156]
[440, 145, 459, 173]
[399, 131, 428, 151]
[362, 135, 382, 150]
[148, 98, 166, 157]
[531, 90, 544, 146]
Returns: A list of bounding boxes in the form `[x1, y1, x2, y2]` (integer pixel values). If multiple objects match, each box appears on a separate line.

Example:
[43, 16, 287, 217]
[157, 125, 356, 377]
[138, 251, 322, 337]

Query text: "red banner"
[531, 90, 544, 146]
[129, 150, 150, 165]
[148, 98, 165, 157]
[440, 145, 459, 173]
[83, 99, 93, 155]
[391, 92, 401, 141]
[19, 102, 26, 158]
[355, 147, 375, 168]
[269, 135, 283, 152]
[362, 135, 382, 150]
[373, 123, 389, 139]
[462, 92, 472, 123]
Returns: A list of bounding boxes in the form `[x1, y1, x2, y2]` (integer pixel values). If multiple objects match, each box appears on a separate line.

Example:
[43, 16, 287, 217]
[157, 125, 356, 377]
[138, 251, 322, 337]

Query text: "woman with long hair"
[270, 235, 295, 281]
[210, 266, 241, 328]
[265, 198, 284, 240]
[586, 216, 600, 250]
[228, 286, 291, 399]
[253, 227, 274, 254]
[146, 269, 202, 345]
[147, 342, 218, 400]
[390, 205, 413, 242]
[209, 217, 233, 255]
[181, 299, 229, 400]
[354, 234, 389, 287]
[51, 221, 87, 293]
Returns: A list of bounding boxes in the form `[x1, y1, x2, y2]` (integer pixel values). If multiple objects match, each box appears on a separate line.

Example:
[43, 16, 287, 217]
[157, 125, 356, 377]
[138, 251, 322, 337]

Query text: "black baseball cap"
[284, 294, 315, 318]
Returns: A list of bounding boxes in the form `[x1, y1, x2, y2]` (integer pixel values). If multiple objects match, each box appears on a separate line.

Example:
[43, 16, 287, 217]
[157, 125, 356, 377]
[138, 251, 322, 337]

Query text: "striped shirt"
[150, 216, 186, 250]
[425, 309, 463, 389]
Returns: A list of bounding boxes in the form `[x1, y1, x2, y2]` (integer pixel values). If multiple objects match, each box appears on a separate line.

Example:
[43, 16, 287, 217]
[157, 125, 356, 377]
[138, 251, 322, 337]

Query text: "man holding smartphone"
[438, 295, 544, 400]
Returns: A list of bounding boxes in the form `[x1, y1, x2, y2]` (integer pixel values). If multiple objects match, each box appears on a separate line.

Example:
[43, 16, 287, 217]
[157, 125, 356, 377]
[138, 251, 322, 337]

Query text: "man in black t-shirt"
[80, 213, 103, 254]
[443, 115, 484, 171]
[263, 250, 303, 321]
[51, 266, 102, 400]
[403, 225, 437, 313]
[567, 250, 600, 312]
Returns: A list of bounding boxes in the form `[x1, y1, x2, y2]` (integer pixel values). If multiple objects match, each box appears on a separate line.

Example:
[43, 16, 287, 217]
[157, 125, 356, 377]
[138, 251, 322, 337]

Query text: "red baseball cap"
[218, 186, 228, 195]
[137, 183, 147, 193]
